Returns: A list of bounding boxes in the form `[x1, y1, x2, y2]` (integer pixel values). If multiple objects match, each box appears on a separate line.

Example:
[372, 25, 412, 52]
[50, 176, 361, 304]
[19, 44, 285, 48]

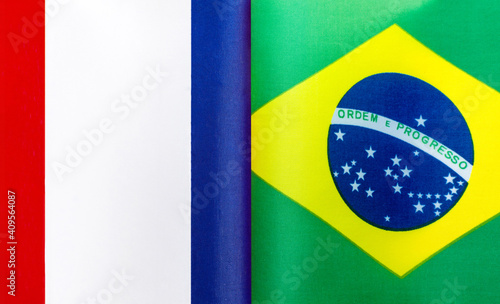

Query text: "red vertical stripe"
[0, 1, 45, 303]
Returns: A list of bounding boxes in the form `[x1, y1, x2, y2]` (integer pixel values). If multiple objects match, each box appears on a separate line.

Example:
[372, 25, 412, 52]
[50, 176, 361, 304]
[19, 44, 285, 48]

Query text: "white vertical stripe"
[46, 1, 190, 303]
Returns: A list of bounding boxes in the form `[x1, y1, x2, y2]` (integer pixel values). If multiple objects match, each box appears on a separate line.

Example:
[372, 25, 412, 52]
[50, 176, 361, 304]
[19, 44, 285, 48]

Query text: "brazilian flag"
[252, 1, 500, 303]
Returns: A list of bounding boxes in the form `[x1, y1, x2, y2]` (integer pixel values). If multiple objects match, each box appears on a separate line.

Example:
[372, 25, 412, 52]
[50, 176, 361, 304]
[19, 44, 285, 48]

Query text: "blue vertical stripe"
[192, 0, 251, 303]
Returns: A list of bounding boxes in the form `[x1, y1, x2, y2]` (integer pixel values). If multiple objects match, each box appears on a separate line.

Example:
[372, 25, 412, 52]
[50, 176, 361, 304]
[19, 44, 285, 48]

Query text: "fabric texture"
[252, 1, 500, 303]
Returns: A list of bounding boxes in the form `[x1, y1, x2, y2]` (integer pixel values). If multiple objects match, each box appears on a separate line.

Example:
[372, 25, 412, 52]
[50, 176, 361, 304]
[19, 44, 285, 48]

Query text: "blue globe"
[327, 73, 474, 231]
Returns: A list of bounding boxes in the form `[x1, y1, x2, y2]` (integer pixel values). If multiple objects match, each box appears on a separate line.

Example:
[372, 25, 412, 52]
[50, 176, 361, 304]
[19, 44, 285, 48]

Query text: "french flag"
[0, 1, 250, 303]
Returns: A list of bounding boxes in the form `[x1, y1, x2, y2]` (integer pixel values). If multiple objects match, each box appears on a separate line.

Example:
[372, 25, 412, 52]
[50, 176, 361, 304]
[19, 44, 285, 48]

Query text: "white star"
[444, 173, 456, 184]
[365, 146, 376, 158]
[393, 183, 403, 194]
[458, 181, 464, 186]
[401, 166, 412, 178]
[426, 193, 432, 199]
[435, 210, 441, 217]
[413, 150, 420, 156]
[417, 193, 423, 199]
[391, 155, 402, 166]
[384, 167, 393, 177]
[445, 193, 453, 201]
[384, 215, 390, 222]
[433, 201, 442, 209]
[333, 171, 339, 177]
[356, 169, 366, 180]
[414, 201, 425, 213]
[450, 186, 459, 195]
[366, 187, 374, 197]
[393, 174, 399, 180]
[350, 180, 361, 192]
[334, 129, 345, 141]
[341, 163, 352, 175]
[435, 193, 441, 199]
[415, 115, 427, 127]
[408, 192, 414, 198]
